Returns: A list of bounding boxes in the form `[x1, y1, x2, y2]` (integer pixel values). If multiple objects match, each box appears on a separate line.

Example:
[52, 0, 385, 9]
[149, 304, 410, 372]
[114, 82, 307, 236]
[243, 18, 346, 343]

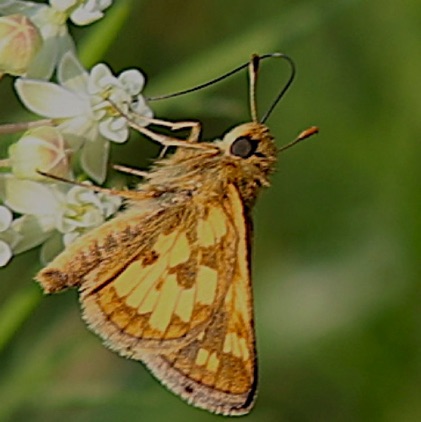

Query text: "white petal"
[0, 205, 12, 232]
[80, 136, 110, 184]
[131, 96, 154, 125]
[58, 114, 98, 145]
[98, 193, 121, 218]
[58, 50, 89, 91]
[56, 31, 76, 57]
[0, 226, 21, 249]
[50, 0, 77, 12]
[70, 8, 103, 25]
[88, 63, 116, 94]
[64, 207, 104, 228]
[15, 78, 90, 118]
[69, 0, 112, 25]
[27, 212, 57, 232]
[25, 34, 58, 80]
[66, 184, 100, 207]
[0, 2, 41, 16]
[119, 69, 145, 95]
[62, 230, 79, 246]
[0, 239, 12, 267]
[11, 214, 54, 254]
[99, 116, 128, 143]
[5, 178, 61, 216]
[40, 231, 63, 264]
[98, 0, 113, 8]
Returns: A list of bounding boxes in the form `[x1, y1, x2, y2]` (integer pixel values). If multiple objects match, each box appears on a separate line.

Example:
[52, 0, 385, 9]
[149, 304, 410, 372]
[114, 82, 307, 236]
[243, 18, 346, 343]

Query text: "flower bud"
[9, 126, 71, 181]
[0, 14, 43, 76]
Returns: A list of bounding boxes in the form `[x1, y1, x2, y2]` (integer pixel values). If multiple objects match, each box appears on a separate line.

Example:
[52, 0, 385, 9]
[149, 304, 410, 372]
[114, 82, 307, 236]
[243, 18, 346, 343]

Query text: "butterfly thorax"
[144, 122, 277, 210]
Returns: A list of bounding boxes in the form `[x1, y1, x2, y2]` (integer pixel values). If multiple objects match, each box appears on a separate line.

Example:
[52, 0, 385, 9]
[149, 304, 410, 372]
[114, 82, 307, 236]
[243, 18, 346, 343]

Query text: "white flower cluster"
[0, 1, 154, 267]
[15, 52, 153, 182]
[0, 0, 112, 78]
[0, 181, 121, 266]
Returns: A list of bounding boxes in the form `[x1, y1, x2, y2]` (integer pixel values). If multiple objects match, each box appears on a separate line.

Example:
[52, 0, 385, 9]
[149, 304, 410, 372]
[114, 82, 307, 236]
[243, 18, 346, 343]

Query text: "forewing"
[37, 191, 239, 355]
[141, 185, 257, 415]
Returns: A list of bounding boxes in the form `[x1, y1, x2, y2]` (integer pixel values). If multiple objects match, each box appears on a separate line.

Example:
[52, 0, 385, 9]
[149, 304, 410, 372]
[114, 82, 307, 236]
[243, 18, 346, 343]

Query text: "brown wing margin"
[141, 352, 257, 416]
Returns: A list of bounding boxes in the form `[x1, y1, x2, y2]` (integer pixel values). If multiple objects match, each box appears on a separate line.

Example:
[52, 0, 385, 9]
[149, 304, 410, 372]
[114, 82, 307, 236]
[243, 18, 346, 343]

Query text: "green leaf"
[0, 283, 41, 352]
[78, 0, 134, 68]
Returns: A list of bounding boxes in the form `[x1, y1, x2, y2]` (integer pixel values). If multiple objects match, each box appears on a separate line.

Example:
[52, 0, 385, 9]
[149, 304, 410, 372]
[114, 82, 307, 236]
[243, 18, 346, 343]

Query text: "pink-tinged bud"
[9, 126, 72, 181]
[0, 14, 43, 76]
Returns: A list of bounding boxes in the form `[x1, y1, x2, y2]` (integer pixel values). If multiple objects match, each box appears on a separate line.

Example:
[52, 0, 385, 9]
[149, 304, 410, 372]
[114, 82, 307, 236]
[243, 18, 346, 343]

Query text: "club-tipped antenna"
[277, 126, 319, 154]
[147, 53, 296, 124]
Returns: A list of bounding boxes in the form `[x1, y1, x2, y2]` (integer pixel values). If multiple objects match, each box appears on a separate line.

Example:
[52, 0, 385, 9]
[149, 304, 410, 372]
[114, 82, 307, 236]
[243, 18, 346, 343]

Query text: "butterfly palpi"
[36, 53, 318, 415]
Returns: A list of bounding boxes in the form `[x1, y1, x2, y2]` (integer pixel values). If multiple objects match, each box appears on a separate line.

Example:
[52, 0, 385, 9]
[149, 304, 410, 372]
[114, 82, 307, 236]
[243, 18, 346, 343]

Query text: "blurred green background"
[1, 0, 421, 421]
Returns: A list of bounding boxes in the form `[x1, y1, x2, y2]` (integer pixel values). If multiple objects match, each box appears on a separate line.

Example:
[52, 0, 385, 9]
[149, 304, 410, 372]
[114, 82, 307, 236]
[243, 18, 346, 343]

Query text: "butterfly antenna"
[147, 53, 296, 124]
[277, 126, 319, 154]
[249, 55, 260, 122]
[260, 53, 296, 124]
[147, 62, 250, 101]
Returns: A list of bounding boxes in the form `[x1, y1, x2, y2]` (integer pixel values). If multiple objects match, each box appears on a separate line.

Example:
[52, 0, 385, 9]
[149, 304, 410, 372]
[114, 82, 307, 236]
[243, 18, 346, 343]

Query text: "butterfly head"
[218, 122, 276, 167]
[208, 121, 276, 206]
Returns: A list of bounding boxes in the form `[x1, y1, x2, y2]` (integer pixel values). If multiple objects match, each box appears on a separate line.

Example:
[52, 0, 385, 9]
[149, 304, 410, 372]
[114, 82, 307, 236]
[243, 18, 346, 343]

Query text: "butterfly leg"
[112, 164, 149, 178]
[108, 97, 202, 143]
[131, 118, 203, 157]
[128, 121, 215, 153]
[139, 117, 202, 143]
[36, 170, 158, 200]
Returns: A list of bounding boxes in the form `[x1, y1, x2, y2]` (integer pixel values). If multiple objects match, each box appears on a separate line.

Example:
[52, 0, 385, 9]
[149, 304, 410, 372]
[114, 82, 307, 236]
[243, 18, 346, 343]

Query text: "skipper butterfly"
[36, 54, 317, 415]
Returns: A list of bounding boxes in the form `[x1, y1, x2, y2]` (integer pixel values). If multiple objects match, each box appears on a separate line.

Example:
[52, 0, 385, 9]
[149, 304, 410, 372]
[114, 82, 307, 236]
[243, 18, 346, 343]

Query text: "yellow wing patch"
[197, 206, 227, 247]
[79, 198, 238, 354]
[140, 184, 257, 416]
[196, 265, 218, 305]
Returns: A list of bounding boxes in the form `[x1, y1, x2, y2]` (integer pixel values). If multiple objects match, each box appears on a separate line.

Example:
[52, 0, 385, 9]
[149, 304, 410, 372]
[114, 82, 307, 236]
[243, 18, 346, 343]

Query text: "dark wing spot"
[184, 385, 194, 394]
[142, 250, 159, 266]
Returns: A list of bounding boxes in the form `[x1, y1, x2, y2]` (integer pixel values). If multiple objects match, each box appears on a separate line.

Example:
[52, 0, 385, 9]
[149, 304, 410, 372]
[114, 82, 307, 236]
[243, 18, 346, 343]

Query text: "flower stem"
[0, 119, 54, 135]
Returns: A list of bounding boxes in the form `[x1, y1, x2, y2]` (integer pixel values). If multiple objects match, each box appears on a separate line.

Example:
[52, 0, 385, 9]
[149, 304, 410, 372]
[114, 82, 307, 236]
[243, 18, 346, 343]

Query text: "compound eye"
[230, 136, 257, 158]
